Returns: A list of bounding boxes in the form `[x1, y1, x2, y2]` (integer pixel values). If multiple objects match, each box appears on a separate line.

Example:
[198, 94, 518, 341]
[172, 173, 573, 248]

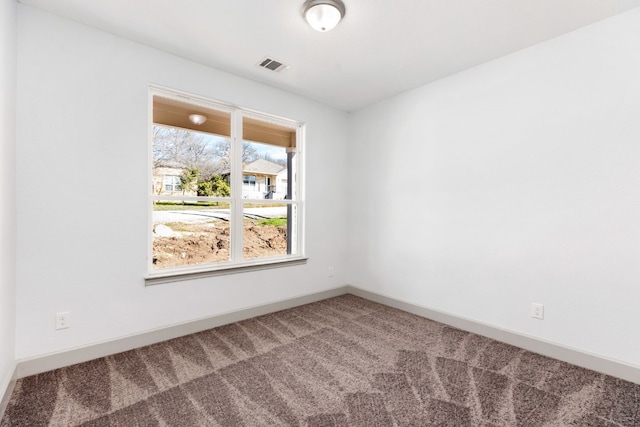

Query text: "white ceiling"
[18, 0, 640, 112]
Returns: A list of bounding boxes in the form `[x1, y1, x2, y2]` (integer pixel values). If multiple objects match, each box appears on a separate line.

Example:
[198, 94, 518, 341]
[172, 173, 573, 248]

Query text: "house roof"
[243, 159, 286, 176]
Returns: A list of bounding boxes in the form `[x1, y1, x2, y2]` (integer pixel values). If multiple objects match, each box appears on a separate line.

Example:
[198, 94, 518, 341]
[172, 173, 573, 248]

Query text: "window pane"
[243, 202, 289, 259]
[152, 127, 232, 197]
[152, 201, 231, 269]
[241, 140, 290, 200]
[208, 136, 232, 197]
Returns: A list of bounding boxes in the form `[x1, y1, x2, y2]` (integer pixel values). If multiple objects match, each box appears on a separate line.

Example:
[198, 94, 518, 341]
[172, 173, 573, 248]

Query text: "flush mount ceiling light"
[188, 114, 207, 125]
[302, 0, 346, 32]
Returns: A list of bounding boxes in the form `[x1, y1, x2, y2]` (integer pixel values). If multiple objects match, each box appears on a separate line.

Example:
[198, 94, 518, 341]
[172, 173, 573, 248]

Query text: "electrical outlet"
[328, 267, 335, 277]
[531, 303, 544, 320]
[56, 312, 71, 330]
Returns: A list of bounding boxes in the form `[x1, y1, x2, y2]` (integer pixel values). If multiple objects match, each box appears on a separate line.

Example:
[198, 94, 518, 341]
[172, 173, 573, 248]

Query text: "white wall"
[349, 8, 640, 367]
[16, 5, 349, 359]
[0, 0, 17, 401]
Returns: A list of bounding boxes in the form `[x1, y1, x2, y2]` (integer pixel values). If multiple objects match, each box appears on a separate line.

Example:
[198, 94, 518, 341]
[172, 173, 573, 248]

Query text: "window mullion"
[296, 126, 304, 256]
[230, 111, 244, 262]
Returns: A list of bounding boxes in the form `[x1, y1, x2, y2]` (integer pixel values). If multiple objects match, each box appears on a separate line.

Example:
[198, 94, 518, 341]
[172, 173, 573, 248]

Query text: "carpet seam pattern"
[2, 294, 639, 426]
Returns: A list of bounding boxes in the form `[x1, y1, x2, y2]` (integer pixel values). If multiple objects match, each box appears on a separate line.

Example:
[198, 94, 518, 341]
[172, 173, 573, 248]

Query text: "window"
[148, 86, 305, 282]
[163, 175, 181, 192]
[243, 175, 256, 187]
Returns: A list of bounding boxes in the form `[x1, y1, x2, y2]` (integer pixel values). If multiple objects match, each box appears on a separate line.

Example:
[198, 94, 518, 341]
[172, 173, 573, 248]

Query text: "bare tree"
[256, 150, 287, 167]
[212, 140, 258, 173]
[153, 126, 220, 179]
[153, 125, 262, 178]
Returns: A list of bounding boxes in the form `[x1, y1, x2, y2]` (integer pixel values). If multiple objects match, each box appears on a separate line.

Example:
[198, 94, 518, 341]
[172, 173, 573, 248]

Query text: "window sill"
[145, 257, 308, 286]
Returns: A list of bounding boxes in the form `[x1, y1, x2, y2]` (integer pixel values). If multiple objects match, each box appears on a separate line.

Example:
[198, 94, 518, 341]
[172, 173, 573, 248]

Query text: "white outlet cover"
[531, 303, 544, 320]
[56, 312, 71, 330]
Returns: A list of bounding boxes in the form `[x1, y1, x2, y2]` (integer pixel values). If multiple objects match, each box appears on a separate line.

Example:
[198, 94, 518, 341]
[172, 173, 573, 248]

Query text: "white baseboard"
[347, 285, 640, 385]
[15, 286, 349, 379]
[0, 364, 17, 421]
[12, 285, 640, 386]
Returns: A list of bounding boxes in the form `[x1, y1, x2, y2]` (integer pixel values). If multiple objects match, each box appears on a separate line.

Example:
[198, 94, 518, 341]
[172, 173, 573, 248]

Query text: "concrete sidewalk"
[153, 206, 287, 224]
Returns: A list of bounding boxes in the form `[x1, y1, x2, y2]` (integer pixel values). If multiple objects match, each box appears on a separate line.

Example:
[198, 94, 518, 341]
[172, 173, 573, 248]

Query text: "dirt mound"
[152, 221, 287, 268]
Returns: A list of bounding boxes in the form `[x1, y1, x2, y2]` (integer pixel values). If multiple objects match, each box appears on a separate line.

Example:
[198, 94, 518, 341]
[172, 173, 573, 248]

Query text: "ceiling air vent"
[257, 57, 289, 73]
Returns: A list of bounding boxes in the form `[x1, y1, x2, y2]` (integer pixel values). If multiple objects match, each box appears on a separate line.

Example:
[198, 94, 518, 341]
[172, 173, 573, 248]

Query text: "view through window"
[149, 88, 303, 275]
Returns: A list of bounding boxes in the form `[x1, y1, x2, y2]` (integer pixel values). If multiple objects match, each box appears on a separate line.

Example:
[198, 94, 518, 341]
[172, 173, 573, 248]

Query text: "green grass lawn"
[258, 217, 287, 227]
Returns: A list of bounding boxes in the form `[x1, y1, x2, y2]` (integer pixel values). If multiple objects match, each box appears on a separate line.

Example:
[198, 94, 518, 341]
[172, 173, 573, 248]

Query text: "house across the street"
[154, 159, 287, 199]
[240, 159, 288, 200]
[152, 165, 197, 197]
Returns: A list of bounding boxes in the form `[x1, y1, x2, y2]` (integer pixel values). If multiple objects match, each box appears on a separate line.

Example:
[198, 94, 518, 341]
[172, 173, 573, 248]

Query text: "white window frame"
[146, 85, 306, 285]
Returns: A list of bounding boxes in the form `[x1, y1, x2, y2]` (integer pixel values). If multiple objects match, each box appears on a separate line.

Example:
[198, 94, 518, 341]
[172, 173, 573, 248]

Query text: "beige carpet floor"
[1, 294, 639, 426]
